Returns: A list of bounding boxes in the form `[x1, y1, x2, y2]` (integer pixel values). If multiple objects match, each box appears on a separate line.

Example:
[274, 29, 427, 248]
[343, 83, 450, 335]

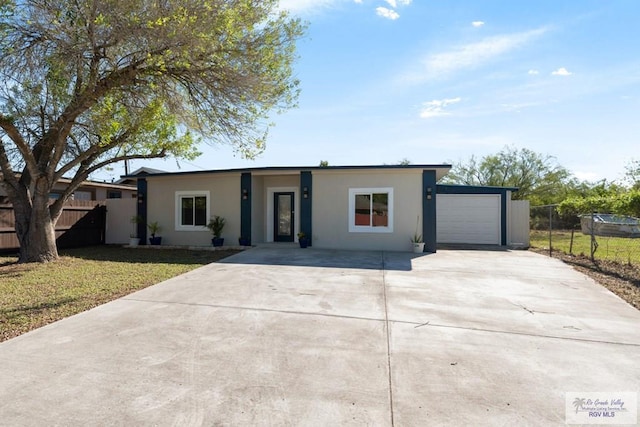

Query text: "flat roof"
[437, 183, 519, 192]
[122, 164, 453, 180]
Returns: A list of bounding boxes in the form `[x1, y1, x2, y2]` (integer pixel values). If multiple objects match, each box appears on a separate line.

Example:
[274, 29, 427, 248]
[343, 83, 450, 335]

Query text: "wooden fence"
[0, 200, 107, 253]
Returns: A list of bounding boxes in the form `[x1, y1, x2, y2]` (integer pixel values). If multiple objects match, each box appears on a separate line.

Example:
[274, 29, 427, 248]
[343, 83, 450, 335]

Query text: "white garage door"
[437, 194, 501, 245]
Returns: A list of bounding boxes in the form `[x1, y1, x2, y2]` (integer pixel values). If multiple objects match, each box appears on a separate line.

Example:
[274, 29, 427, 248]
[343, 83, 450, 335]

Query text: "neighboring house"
[128, 164, 530, 252]
[116, 166, 167, 186]
[50, 178, 137, 201]
[0, 175, 137, 204]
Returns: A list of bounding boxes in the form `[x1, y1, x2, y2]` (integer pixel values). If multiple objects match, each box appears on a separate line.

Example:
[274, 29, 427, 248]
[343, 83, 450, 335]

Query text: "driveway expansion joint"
[381, 251, 395, 427]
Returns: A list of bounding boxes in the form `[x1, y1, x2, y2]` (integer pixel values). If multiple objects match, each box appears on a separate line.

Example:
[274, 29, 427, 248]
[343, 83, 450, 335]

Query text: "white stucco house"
[127, 164, 529, 252]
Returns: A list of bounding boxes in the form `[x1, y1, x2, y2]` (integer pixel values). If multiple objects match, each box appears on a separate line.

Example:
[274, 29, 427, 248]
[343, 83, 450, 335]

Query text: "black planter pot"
[299, 237, 309, 248]
[238, 237, 250, 246]
[212, 237, 224, 247]
[149, 236, 162, 245]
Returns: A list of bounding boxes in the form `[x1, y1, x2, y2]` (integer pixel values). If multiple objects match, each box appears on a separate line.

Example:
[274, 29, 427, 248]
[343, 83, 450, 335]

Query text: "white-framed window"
[348, 187, 393, 233]
[175, 191, 210, 231]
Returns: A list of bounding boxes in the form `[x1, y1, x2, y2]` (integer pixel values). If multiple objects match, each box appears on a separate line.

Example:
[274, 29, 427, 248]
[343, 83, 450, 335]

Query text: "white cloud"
[472, 21, 485, 27]
[400, 27, 547, 84]
[376, 7, 400, 20]
[386, 0, 412, 5]
[552, 67, 572, 76]
[528, 69, 539, 75]
[420, 97, 462, 118]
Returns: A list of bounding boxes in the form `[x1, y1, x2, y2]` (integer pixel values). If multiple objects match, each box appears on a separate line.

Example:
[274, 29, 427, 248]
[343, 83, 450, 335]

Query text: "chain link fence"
[530, 205, 640, 266]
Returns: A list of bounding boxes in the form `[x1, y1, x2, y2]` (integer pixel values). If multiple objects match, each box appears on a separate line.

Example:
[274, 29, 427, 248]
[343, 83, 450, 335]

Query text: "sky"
[96, 0, 640, 184]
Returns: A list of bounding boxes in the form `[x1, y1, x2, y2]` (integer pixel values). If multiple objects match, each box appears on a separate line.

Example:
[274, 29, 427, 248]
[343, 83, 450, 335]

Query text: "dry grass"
[0, 246, 239, 342]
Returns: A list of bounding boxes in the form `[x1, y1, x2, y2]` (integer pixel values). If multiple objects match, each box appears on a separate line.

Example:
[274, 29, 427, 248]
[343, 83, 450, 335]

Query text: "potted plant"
[238, 236, 251, 246]
[411, 233, 425, 253]
[147, 221, 162, 245]
[207, 215, 226, 247]
[129, 215, 143, 247]
[411, 215, 425, 253]
[297, 232, 309, 248]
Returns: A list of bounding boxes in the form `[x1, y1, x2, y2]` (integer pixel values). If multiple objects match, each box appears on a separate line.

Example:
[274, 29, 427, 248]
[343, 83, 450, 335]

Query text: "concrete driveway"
[0, 247, 638, 426]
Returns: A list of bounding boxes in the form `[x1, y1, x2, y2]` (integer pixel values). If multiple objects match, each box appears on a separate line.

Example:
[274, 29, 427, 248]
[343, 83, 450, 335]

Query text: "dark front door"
[274, 192, 294, 242]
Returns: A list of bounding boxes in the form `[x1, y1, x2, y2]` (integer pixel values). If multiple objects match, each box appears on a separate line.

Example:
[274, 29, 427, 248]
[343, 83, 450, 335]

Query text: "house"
[115, 166, 167, 186]
[0, 175, 136, 203]
[128, 165, 530, 252]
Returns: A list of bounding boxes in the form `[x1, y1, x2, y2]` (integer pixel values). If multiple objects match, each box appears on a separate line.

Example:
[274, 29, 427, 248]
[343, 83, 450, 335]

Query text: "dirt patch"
[531, 248, 640, 310]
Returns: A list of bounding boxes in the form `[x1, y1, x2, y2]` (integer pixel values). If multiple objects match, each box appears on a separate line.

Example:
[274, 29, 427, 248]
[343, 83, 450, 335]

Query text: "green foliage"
[1, 0, 304, 178]
[147, 221, 161, 237]
[319, 160, 329, 167]
[443, 146, 571, 204]
[207, 215, 226, 238]
[0, 0, 304, 261]
[625, 159, 640, 189]
[558, 189, 640, 218]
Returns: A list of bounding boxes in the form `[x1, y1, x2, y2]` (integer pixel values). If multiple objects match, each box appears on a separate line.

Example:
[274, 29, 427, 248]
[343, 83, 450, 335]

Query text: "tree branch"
[85, 150, 167, 177]
[0, 114, 38, 177]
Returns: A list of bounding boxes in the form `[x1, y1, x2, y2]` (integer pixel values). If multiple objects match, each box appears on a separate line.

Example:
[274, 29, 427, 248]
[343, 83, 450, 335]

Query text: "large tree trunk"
[13, 187, 59, 263]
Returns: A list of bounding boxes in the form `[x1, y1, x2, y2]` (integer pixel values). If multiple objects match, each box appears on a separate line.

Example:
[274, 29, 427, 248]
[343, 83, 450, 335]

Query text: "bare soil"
[531, 248, 640, 310]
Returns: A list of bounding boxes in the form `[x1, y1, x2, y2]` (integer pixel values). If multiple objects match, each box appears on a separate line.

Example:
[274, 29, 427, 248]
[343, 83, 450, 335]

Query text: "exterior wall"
[508, 200, 531, 247]
[105, 198, 137, 244]
[311, 169, 422, 251]
[137, 166, 516, 251]
[145, 173, 241, 246]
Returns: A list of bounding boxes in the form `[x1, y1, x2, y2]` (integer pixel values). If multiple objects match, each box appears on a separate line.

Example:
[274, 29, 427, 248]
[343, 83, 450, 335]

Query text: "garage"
[436, 193, 501, 245]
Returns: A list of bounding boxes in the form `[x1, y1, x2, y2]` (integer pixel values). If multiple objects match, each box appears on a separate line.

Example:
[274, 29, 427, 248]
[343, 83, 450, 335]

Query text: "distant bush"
[557, 190, 640, 219]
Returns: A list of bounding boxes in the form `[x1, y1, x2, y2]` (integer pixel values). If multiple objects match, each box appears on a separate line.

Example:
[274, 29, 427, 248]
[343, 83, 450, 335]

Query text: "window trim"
[348, 187, 394, 233]
[175, 191, 210, 231]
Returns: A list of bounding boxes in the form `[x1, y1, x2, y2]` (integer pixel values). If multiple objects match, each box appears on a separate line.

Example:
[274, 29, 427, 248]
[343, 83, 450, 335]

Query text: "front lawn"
[0, 246, 238, 342]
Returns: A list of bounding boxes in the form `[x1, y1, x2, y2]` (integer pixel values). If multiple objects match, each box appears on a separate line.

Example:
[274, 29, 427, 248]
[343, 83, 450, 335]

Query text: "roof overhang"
[122, 164, 453, 181]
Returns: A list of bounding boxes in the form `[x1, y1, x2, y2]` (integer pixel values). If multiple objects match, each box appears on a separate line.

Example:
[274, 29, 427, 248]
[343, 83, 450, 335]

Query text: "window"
[73, 191, 93, 200]
[107, 190, 122, 199]
[348, 188, 393, 233]
[175, 191, 210, 230]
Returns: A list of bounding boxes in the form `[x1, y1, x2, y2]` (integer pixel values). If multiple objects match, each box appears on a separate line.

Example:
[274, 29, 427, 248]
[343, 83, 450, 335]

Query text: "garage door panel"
[437, 194, 501, 245]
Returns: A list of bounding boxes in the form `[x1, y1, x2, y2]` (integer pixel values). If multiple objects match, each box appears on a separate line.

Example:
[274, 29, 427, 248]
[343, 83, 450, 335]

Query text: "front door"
[274, 192, 294, 242]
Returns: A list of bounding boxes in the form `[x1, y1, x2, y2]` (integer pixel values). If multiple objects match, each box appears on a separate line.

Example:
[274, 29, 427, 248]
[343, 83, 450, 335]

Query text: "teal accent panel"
[137, 178, 147, 245]
[241, 173, 252, 244]
[422, 170, 437, 253]
[300, 171, 312, 246]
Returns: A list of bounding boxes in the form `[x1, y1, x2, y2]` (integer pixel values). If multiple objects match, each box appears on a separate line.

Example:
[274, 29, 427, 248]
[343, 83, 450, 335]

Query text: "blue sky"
[98, 0, 640, 184]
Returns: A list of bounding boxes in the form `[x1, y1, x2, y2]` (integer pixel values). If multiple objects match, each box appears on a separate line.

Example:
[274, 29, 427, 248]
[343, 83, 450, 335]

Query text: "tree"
[625, 159, 640, 189]
[0, 0, 304, 262]
[442, 146, 571, 204]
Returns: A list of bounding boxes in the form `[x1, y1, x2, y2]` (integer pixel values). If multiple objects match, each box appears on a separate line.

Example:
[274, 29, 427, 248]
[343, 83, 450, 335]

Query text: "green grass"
[530, 230, 640, 265]
[0, 246, 239, 342]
